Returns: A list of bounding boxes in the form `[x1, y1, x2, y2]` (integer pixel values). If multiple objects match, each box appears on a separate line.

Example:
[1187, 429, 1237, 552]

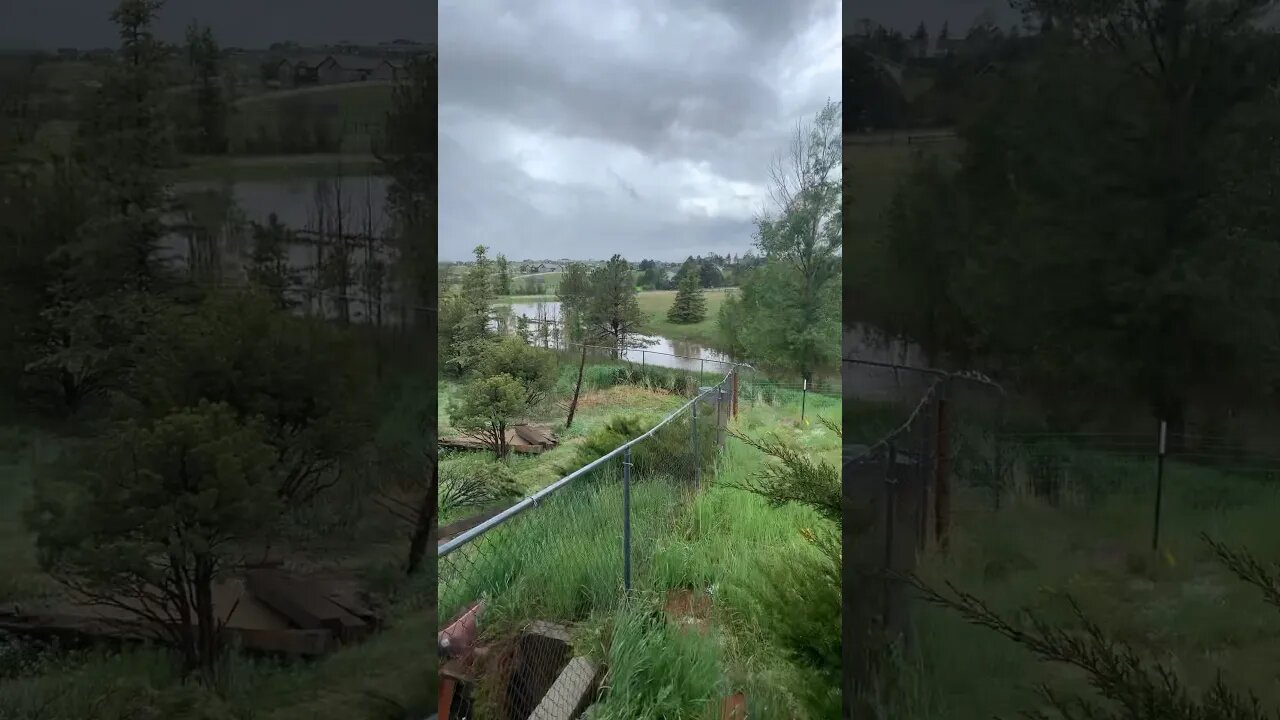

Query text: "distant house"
[370, 58, 404, 82]
[317, 55, 383, 84]
[275, 55, 332, 85]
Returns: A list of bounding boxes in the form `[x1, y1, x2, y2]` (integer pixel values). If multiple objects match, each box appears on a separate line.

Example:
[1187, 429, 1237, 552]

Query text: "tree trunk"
[194, 556, 218, 681]
[405, 458, 437, 575]
[566, 342, 588, 429]
[60, 369, 82, 416]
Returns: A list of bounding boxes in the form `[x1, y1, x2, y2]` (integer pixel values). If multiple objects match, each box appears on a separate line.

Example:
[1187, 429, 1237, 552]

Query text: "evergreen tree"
[184, 20, 228, 155]
[495, 253, 511, 295]
[245, 213, 301, 309]
[666, 268, 707, 324]
[585, 255, 648, 357]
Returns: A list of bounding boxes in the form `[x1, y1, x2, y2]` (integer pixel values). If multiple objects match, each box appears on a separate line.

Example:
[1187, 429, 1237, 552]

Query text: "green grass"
[585, 600, 726, 719]
[848, 137, 960, 244]
[228, 83, 394, 155]
[888, 450, 1280, 718]
[510, 271, 564, 294]
[0, 600, 435, 720]
[636, 289, 732, 348]
[439, 362, 694, 502]
[440, 384, 842, 716]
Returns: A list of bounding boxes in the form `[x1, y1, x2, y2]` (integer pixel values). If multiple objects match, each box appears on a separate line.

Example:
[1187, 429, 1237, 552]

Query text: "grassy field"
[228, 82, 394, 155]
[511, 271, 564, 294]
[636, 288, 732, 347]
[878, 445, 1280, 718]
[439, 361, 720, 505]
[847, 135, 960, 243]
[439, 376, 842, 717]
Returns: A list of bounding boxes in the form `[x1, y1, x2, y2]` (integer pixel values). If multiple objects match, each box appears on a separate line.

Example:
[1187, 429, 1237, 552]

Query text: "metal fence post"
[883, 440, 898, 629]
[692, 395, 700, 491]
[623, 447, 632, 592]
[801, 378, 808, 424]
[1152, 419, 1167, 552]
[715, 384, 723, 449]
[731, 369, 739, 419]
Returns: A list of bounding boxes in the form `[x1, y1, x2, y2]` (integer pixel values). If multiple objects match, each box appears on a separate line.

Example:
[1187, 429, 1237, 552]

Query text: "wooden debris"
[528, 656, 600, 720]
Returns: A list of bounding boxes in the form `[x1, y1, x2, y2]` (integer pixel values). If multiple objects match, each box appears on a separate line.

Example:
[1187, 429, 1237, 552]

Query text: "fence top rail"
[438, 370, 733, 558]
[846, 377, 944, 468]
[844, 356, 1006, 393]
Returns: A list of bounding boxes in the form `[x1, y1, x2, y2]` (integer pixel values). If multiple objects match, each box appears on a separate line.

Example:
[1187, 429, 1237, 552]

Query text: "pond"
[497, 300, 734, 373]
[845, 323, 930, 402]
[157, 176, 403, 324]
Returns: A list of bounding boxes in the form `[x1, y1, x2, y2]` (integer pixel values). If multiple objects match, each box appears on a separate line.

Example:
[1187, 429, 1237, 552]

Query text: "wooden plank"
[527, 656, 599, 720]
[438, 507, 505, 544]
[245, 570, 367, 640]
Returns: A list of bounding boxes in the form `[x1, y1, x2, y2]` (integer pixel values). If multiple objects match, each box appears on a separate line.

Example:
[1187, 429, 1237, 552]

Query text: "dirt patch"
[663, 588, 713, 635]
[576, 386, 679, 412]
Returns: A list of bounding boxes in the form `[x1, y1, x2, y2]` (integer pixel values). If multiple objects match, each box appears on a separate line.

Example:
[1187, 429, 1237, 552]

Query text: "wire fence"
[845, 350, 1280, 709]
[844, 356, 1004, 706]
[437, 372, 734, 718]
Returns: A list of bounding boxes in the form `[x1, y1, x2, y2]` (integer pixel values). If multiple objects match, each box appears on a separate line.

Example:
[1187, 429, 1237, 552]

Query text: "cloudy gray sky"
[439, 0, 840, 262]
[0, 1, 435, 49]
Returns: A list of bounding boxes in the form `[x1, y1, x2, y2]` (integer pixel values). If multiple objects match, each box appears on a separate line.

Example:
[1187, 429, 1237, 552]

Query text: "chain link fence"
[845, 356, 1005, 711]
[437, 372, 734, 719]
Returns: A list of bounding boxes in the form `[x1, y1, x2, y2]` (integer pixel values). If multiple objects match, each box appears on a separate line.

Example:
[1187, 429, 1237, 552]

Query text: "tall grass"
[886, 446, 1280, 718]
[439, 387, 842, 717]
[439, 475, 684, 631]
[587, 599, 725, 720]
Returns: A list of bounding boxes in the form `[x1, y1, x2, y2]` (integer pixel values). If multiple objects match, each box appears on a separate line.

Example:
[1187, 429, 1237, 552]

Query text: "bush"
[438, 453, 522, 517]
[560, 414, 716, 482]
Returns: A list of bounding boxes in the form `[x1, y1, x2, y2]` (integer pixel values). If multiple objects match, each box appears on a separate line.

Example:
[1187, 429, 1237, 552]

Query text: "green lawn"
[511, 271, 564, 294]
[848, 135, 960, 244]
[636, 288, 731, 348]
[884, 449, 1280, 718]
[228, 83, 395, 155]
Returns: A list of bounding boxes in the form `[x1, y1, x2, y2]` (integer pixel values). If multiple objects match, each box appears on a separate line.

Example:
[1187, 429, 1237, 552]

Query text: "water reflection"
[497, 300, 733, 372]
[157, 177, 405, 324]
[845, 324, 930, 402]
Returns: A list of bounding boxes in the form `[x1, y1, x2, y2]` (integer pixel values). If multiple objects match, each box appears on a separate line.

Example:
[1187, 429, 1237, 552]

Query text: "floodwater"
[158, 176, 401, 323]
[498, 300, 734, 373]
[845, 323, 930, 402]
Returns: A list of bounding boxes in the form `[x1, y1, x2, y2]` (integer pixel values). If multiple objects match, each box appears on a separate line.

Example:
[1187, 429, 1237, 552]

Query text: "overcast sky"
[439, 0, 840, 263]
[0, 1, 435, 49]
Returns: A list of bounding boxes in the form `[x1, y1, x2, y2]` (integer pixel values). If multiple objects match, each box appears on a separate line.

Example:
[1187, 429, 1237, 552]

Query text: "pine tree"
[495, 253, 511, 295]
[666, 269, 707, 324]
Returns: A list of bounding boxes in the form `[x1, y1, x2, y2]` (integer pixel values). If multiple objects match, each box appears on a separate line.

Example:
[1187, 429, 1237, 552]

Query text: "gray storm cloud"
[439, 0, 840, 261]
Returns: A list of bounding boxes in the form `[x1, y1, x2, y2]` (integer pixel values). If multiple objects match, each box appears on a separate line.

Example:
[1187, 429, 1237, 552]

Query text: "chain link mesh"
[438, 373, 733, 718]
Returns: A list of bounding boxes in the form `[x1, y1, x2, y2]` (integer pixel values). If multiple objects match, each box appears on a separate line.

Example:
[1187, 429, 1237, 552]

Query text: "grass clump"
[587, 598, 725, 720]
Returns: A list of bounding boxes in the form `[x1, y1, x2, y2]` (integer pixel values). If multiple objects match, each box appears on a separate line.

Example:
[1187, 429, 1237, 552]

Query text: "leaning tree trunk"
[405, 458, 437, 575]
[566, 342, 588, 429]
